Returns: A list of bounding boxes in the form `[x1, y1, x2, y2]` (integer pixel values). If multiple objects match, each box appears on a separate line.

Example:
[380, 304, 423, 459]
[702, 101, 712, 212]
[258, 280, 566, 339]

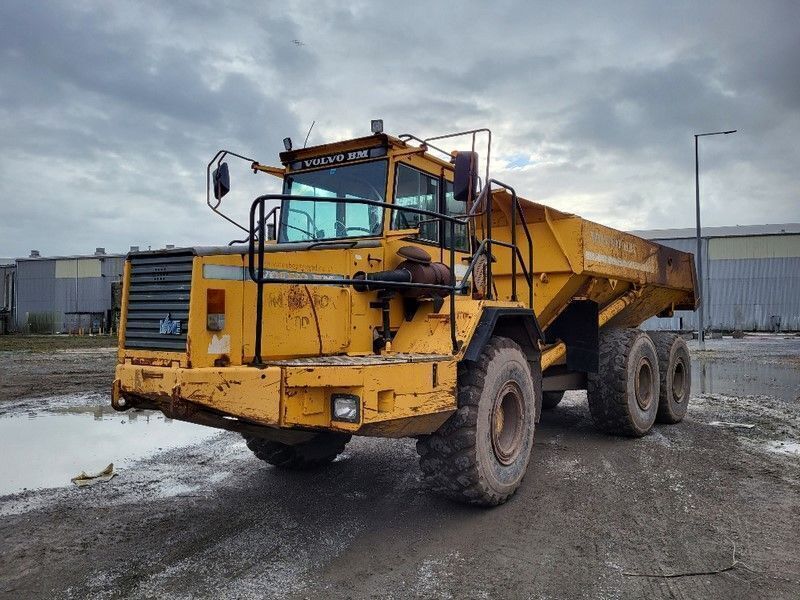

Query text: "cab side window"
[443, 183, 469, 251]
[392, 164, 469, 251]
[392, 164, 439, 243]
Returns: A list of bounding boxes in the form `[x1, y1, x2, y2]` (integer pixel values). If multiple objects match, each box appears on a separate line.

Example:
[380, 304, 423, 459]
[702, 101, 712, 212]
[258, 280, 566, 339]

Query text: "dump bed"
[486, 190, 697, 331]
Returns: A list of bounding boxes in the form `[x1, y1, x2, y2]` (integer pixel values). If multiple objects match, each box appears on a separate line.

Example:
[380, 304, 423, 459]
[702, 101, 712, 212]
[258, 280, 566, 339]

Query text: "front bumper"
[113, 358, 457, 437]
[114, 364, 282, 425]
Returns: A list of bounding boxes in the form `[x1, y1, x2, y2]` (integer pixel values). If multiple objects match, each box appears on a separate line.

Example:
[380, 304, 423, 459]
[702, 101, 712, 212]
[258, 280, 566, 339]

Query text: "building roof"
[15, 252, 125, 262]
[629, 223, 800, 240]
[0, 258, 15, 266]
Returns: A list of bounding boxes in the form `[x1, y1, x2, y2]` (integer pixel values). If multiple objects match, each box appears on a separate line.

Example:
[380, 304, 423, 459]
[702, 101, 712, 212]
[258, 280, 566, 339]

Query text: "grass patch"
[0, 334, 118, 352]
[26, 312, 58, 334]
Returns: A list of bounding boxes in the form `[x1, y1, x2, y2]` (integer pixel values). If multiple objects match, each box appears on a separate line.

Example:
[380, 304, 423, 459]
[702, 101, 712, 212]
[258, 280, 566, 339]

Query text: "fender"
[463, 307, 544, 363]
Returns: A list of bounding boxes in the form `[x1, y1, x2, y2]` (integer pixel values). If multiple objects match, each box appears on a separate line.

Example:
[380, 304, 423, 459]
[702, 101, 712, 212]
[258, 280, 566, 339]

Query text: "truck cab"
[114, 133, 489, 436]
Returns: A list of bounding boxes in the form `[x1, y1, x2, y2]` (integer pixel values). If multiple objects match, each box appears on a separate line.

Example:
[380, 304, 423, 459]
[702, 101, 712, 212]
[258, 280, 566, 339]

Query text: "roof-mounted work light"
[371, 119, 384, 134]
[283, 137, 293, 151]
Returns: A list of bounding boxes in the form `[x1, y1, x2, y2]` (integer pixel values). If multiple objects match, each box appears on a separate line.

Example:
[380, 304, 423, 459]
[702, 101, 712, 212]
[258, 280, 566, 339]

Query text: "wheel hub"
[634, 358, 654, 411]
[491, 381, 525, 465]
[672, 360, 686, 403]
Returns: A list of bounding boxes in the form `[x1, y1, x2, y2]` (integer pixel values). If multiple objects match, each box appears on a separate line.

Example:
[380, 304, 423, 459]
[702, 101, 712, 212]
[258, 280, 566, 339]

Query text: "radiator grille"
[123, 252, 193, 351]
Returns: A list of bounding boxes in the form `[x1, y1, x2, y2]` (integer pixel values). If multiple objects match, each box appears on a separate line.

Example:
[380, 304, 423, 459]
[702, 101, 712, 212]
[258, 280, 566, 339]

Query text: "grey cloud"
[1, 0, 799, 257]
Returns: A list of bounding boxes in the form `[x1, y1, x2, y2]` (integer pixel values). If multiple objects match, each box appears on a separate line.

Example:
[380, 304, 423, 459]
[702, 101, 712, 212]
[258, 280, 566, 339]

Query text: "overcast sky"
[1, 1, 798, 257]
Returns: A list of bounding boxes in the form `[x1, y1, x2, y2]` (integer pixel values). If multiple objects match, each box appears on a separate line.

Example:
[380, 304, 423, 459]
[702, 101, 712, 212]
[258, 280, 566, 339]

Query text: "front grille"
[123, 252, 193, 351]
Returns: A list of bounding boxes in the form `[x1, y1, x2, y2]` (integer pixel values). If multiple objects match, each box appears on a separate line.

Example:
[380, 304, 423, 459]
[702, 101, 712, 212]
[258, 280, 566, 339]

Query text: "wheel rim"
[634, 358, 654, 411]
[491, 381, 525, 465]
[672, 360, 686, 404]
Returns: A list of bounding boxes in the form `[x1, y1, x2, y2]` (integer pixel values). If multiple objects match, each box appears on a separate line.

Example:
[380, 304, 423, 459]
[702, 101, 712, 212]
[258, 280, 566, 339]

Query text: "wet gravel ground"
[0, 334, 798, 599]
[0, 335, 116, 404]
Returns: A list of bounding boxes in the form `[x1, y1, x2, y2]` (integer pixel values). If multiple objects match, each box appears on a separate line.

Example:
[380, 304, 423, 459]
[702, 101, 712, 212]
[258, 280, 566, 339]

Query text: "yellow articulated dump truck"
[112, 126, 697, 505]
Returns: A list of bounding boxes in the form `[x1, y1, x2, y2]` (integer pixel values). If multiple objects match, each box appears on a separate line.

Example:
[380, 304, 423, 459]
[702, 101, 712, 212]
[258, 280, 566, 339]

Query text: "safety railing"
[246, 183, 535, 365]
[248, 194, 469, 364]
[229, 205, 278, 246]
[399, 127, 534, 306]
[470, 179, 535, 308]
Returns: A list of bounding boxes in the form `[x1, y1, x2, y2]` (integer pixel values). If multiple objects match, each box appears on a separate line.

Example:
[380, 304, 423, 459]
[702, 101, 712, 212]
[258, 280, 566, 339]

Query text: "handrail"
[396, 134, 451, 159]
[459, 238, 532, 292]
[228, 206, 278, 246]
[401, 129, 493, 210]
[246, 189, 535, 364]
[248, 194, 470, 364]
[423, 128, 492, 193]
[485, 179, 535, 309]
[244, 144, 536, 366]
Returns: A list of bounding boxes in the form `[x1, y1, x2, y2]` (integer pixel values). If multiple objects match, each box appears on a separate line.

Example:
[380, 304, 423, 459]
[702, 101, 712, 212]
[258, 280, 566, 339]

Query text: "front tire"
[588, 329, 660, 437]
[417, 337, 540, 506]
[242, 432, 351, 470]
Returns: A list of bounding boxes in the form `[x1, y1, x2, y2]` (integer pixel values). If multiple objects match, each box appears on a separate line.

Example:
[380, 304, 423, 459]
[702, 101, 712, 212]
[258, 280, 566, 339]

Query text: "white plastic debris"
[708, 421, 755, 429]
[71, 463, 117, 487]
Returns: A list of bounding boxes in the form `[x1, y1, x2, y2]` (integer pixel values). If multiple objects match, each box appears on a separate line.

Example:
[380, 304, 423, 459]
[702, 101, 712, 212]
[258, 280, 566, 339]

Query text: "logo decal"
[300, 149, 368, 169]
[289, 146, 386, 171]
[159, 313, 182, 335]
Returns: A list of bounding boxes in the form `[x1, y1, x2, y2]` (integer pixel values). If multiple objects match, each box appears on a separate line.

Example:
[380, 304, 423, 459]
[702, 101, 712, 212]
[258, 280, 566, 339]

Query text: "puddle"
[0, 397, 218, 496]
[693, 358, 800, 403]
[764, 440, 800, 456]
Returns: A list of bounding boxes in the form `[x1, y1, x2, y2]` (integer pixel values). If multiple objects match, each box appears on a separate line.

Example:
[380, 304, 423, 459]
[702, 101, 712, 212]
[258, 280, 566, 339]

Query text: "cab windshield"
[278, 161, 387, 242]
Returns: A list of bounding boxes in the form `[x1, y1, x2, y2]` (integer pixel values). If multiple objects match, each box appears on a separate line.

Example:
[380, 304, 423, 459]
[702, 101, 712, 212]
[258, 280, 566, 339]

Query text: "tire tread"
[588, 328, 658, 437]
[649, 332, 691, 424]
[417, 337, 536, 506]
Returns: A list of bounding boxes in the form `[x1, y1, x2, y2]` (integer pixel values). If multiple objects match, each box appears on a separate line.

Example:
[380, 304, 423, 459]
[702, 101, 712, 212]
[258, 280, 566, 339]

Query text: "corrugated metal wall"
[15, 259, 55, 331]
[0, 265, 15, 333]
[0, 265, 14, 311]
[643, 234, 800, 332]
[15, 256, 124, 332]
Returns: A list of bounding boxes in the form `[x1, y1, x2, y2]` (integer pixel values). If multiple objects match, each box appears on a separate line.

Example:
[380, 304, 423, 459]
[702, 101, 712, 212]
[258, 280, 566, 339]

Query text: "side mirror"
[453, 151, 479, 202]
[212, 162, 230, 200]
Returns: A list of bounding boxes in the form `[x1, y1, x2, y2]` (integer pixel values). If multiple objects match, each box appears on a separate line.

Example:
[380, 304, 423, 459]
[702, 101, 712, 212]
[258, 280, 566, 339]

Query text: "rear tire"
[417, 337, 540, 506]
[649, 332, 691, 424]
[242, 432, 351, 470]
[541, 391, 564, 410]
[588, 329, 659, 437]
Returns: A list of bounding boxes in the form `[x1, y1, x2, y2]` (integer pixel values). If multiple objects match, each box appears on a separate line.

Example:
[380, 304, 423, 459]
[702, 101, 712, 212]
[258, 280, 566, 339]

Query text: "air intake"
[123, 251, 193, 351]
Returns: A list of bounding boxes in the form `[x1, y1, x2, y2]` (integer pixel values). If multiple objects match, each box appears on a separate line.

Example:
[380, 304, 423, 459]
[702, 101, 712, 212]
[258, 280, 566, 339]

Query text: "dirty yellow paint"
[115, 132, 697, 440]
[116, 359, 455, 437]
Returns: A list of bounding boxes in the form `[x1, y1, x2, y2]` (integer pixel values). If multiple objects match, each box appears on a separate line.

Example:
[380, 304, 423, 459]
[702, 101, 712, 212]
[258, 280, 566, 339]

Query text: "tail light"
[207, 289, 225, 331]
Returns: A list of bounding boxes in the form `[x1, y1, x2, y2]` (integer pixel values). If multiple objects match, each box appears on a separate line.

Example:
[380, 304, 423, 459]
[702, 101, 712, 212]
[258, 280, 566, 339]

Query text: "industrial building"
[634, 223, 800, 332]
[12, 249, 125, 334]
[1, 225, 798, 334]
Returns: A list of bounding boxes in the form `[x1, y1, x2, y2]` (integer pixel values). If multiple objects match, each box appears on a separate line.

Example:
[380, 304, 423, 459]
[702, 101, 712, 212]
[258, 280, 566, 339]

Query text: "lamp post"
[695, 129, 736, 348]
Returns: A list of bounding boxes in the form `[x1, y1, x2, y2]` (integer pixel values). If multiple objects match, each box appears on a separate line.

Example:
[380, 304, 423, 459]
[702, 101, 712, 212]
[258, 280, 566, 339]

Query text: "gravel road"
[1, 335, 798, 599]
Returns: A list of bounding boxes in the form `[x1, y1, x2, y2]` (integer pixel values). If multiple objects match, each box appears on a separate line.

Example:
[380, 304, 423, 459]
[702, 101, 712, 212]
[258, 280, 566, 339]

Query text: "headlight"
[331, 394, 360, 423]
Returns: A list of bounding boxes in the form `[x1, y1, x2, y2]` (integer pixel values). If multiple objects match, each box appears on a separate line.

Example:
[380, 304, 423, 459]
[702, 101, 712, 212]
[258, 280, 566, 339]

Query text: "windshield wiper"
[307, 240, 359, 250]
[284, 223, 318, 240]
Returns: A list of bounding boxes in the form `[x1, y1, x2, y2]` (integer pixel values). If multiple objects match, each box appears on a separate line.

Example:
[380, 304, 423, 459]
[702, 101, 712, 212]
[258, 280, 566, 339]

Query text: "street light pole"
[694, 129, 736, 349]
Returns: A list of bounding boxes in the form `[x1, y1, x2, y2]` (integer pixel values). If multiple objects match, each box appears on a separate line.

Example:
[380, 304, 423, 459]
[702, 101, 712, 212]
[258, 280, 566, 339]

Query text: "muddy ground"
[0, 335, 116, 404]
[0, 335, 798, 599]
